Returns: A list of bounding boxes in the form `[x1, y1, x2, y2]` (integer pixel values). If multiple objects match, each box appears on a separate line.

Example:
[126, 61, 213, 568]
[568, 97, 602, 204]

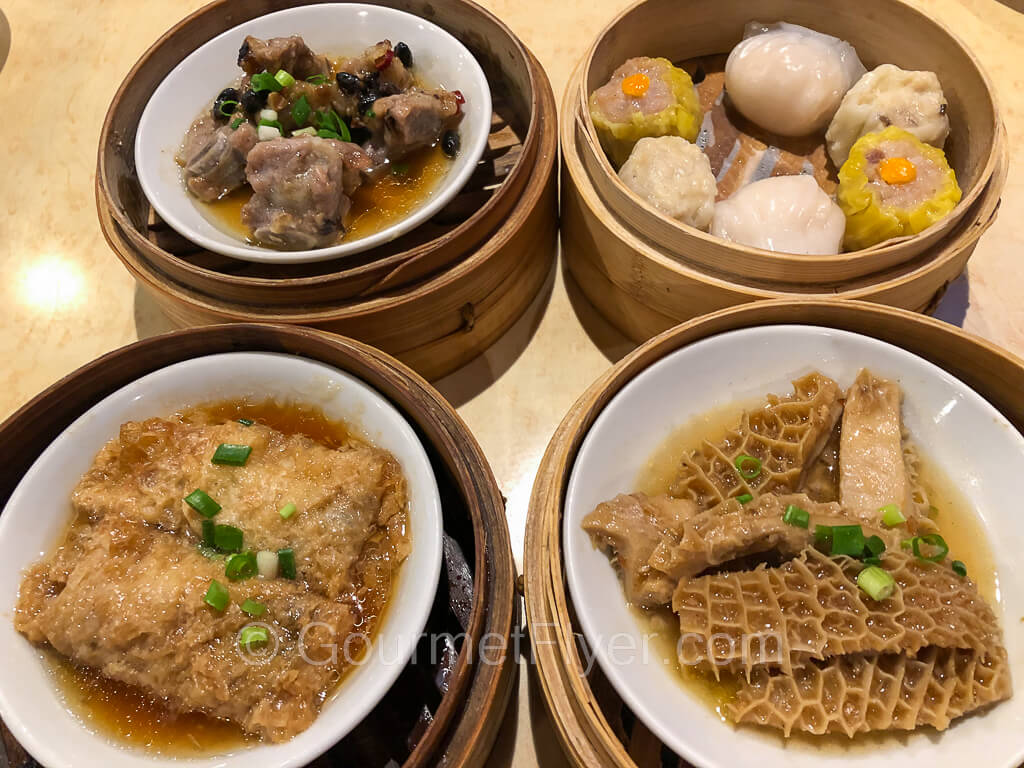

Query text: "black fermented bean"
[395, 41, 413, 68]
[442, 130, 460, 157]
[212, 87, 241, 121]
[240, 88, 267, 113]
[336, 71, 361, 94]
[359, 93, 379, 114]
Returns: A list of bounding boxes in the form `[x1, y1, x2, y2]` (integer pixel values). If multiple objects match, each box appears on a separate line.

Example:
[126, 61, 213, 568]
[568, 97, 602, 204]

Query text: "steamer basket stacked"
[524, 300, 1024, 768]
[562, 0, 1005, 343]
[0, 324, 517, 768]
[97, 0, 558, 381]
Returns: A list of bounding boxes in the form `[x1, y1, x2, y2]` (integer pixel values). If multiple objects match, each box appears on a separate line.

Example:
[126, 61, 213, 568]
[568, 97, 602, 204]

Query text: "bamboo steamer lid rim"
[97, 0, 541, 289]
[574, 0, 1002, 267]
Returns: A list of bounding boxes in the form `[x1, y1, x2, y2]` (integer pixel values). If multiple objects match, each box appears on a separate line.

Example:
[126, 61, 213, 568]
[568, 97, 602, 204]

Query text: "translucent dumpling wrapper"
[710, 175, 846, 255]
[725, 21, 866, 137]
[826, 64, 950, 168]
[837, 126, 961, 250]
[618, 136, 717, 230]
[588, 57, 702, 167]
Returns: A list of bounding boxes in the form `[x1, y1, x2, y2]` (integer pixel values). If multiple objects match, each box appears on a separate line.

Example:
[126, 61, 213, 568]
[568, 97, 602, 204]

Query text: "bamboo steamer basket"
[0, 324, 517, 768]
[96, 0, 558, 381]
[523, 299, 1024, 767]
[564, 65, 1008, 342]
[563, 0, 1004, 315]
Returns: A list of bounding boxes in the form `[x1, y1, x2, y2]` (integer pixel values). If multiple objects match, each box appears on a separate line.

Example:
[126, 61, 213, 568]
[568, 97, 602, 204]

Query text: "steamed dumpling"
[618, 137, 717, 230]
[725, 21, 865, 137]
[837, 126, 961, 250]
[826, 64, 950, 168]
[711, 175, 845, 254]
[589, 57, 702, 167]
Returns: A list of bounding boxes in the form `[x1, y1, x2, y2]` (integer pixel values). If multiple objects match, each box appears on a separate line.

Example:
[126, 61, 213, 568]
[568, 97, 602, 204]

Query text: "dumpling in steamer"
[725, 21, 866, 137]
[837, 126, 961, 250]
[618, 137, 717, 230]
[826, 64, 950, 168]
[589, 57, 702, 167]
[710, 175, 845, 255]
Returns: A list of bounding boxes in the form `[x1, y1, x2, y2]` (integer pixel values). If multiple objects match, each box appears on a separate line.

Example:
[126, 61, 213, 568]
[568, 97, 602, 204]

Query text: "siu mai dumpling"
[837, 126, 961, 250]
[725, 21, 865, 137]
[618, 136, 717, 230]
[826, 64, 950, 168]
[589, 57, 702, 167]
[710, 175, 845, 255]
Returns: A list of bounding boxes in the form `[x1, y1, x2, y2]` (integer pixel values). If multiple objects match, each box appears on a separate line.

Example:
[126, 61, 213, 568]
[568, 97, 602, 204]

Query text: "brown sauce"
[44, 398, 403, 756]
[200, 143, 450, 246]
[630, 395, 1001, 743]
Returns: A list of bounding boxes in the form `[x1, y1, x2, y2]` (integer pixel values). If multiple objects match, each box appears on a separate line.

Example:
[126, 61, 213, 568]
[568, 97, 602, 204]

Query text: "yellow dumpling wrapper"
[588, 58, 702, 167]
[837, 126, 961, 250]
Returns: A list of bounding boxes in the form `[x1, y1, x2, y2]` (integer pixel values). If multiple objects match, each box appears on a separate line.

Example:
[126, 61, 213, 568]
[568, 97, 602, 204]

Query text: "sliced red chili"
[375, 48, 395, 70]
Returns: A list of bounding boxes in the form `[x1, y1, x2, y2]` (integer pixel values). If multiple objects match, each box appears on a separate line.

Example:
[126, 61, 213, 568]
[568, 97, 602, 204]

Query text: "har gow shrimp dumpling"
[589, 57, 702, 167]
[710, 175, 846, 255]
[618, 137, 717, 230]
[725, 21, 866, 137]
[837, 126, 961, 250]
[826, 64, 950, 168]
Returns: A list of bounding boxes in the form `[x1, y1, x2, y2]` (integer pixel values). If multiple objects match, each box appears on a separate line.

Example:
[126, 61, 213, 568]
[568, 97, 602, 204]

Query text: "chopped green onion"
[214, 524, 244, 553]
[198, 545, 224, 560]
[865, 535, 886, 557]
[734, 454, 762, 480]
[316, 128, 343, 140]
[185, 489, 221, 518]
[202, 518, 216, 548]
[830, 525, 866, 557]
[736, 493, 753, 504]
[239, 625, 269, 649]
[305, 73, 327, 84]
[279, 502, 297, 520]
[274, 69, 296, 88]
[250, 71, 283, 93]
[212, 443, 252, 466]
[241, 599, 266, 617]
[230, 116, 245, 129]
[217, 99, 238, 117]
[204, 579, 230, 611]
[782, 504, 809, 529]
[259, 118, 284, 131]
[366, 109, 376, 119]
[314, 109, 351, 141]
[952, 559, 968, 578]
[857, 565, 897, 601]
[226, 551, 258, 581]
[880, 504, 907, 527]
[278, 548, 296, 580]
[391, 162, 410, 176]
[291, 126, 317, 136]
[814, 524, 834, 545]
[863, 556, 882, 567]
[291, 94, 311, 126]
[238, 418, 254, 426]
[904, 533, 950, 564]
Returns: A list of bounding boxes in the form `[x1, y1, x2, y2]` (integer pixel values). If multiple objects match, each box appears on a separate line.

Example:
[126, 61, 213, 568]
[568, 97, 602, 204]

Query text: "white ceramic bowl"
[0, 352, 444, 768]
[564, 325, 1024, 768]
[135, 4, 492, 264]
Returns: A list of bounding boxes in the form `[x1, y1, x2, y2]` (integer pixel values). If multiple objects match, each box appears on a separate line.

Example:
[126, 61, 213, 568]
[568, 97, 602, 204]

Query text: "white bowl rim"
[563, 324, 1024, 768]
[0, 351, 444, 768]
[134, 3, 492, 265]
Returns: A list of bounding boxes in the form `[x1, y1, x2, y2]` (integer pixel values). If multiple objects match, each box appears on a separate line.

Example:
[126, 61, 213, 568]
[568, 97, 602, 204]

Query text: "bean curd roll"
[588, 57, 702, 167]
[837, 126, 961, 250]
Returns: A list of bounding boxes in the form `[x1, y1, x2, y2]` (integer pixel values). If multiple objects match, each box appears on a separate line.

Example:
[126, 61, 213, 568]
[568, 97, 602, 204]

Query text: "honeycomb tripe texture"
[729, 645, 1012, 736]
[672, 548, 1003, 677]
[649, 493, 848, 582]
[582, 492, 697, 608]
[668, 373, 843, 510]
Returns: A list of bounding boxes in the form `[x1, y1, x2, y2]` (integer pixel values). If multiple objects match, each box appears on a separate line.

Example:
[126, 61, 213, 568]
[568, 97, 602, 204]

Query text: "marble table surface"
[1, 0, 1022, 765]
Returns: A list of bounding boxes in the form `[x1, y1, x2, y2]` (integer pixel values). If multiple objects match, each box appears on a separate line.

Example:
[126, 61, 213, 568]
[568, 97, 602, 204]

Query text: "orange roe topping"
[878, 157, 917, 185]
[621, 72, 651, 98]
